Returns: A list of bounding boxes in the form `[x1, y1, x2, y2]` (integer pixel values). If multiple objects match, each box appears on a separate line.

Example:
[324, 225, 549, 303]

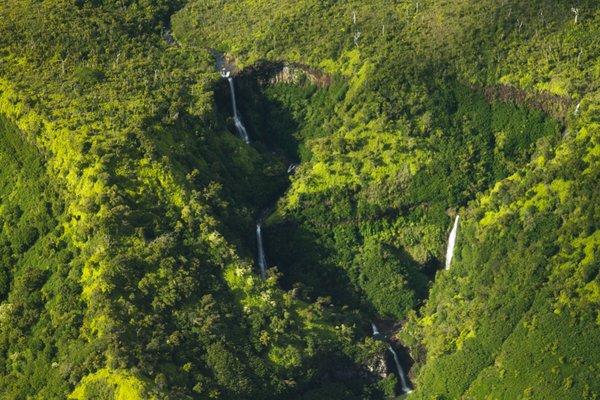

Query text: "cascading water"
[256, 223, 267, 279]
[217, 60, 262, 277]
[216, 58, 266, 279]
[216, 52, 412, 395]
[227, 76, 251, 144]
[371, 323, 380, 336]
[445, 215, 460, 270]
[371, 323, 412, 395]
[388, 345, 412, 395]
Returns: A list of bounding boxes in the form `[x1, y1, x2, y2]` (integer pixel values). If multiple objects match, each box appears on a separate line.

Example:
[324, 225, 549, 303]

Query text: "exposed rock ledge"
[364, 351, 389, 380]
[242, 61, 332, 87]
[471, 83, 574, 121]
[231, 60, 331, 88]
[213, 50, 331, 87]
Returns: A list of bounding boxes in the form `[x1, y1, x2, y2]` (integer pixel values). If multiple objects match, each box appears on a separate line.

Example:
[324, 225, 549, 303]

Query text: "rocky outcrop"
[212, 49, 331, 87]
[473, 83, 574, 121]
[267, 63, 331, 87]
[365, 351, 388, 379]
[239, 61, 332, 88]
[326, 350, 390, 383]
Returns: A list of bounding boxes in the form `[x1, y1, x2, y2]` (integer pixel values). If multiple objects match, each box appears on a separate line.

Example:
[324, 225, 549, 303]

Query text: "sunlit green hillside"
[0, 0, 598, 399]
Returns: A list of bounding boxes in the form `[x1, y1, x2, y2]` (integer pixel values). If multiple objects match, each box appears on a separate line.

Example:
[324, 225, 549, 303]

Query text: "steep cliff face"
[237, 61, 332, 87]
[366, 352, 388, 379]
[265, 63, 331, 87]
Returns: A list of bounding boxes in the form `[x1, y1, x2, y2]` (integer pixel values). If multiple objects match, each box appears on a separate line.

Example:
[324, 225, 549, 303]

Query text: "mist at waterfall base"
[445, 215, 460, 270]
[371, 323, 413, 395]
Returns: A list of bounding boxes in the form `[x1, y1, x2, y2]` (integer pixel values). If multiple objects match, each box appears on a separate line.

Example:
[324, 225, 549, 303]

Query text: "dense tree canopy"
[0, 0, 598, 399]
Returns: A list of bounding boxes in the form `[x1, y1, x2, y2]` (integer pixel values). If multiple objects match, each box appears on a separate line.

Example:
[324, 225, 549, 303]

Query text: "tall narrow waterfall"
[371, 323, 412, 394]
[388, 345, 413, 394]
[256, 223, 267, 279]
[227, 77, 250, 144]
[445, 215, 460, 270]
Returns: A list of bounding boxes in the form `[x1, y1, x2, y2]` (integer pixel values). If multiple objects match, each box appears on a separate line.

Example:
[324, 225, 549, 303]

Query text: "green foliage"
[174, 0, 599, 398]
[0, 1, 386, 398]
[404, 123, 600, 399]
[0, 0, 598, 399]
[0, 115, 90, 399]
[69, 368, 155, 400]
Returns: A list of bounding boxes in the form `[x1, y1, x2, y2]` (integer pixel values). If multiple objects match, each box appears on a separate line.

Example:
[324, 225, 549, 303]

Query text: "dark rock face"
[266, 63, 331, 87]
[211, 50, 331, 87]
[238, 61, 332, 88]
[326, 351, 389, 383]
[473, 83, 573, 121]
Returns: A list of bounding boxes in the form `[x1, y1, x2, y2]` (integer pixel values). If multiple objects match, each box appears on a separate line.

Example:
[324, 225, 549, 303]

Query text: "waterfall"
[371, 322, 380, 336]
[371, 323, 412, 395]
[388, 345, 413, 394]
[256, 223, 267, 279]
[227, 77, 250, 144]
[445, 215, 460, 270]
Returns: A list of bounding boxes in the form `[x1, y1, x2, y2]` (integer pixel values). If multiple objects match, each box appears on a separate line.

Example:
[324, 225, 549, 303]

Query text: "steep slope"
[0, 115, 88, 399]
[175, 0, 565, 322]
[402, 112, 600, 399]
[174, 0, 600, 399]
[0, 0, 598, 398]
[0, 1, 391, 399]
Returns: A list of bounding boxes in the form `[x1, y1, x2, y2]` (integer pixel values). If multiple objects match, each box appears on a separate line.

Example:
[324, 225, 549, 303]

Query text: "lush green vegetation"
[0, 114, 90, 399]
[177, 0, 600, 398]
[0, 0, 598, 399]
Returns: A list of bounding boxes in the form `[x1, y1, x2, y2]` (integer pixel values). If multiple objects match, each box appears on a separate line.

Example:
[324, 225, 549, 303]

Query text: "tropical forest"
[0, 0, 598, 399]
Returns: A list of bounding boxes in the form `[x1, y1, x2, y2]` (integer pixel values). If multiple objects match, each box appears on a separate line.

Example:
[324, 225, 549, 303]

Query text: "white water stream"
[217, 53, 414, 395]
[256, 223, 267, 279]
[226, 76, 250, 144]
[371, 323, 412, 394]
[218, 61, 265, 278]
[388, 345, 412, 394]
[371, 322, 380, 336]
[445, 215, 460, 270]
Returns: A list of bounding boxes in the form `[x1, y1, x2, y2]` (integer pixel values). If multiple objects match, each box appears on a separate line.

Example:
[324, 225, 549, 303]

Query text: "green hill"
[0, 0, 598, 399]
